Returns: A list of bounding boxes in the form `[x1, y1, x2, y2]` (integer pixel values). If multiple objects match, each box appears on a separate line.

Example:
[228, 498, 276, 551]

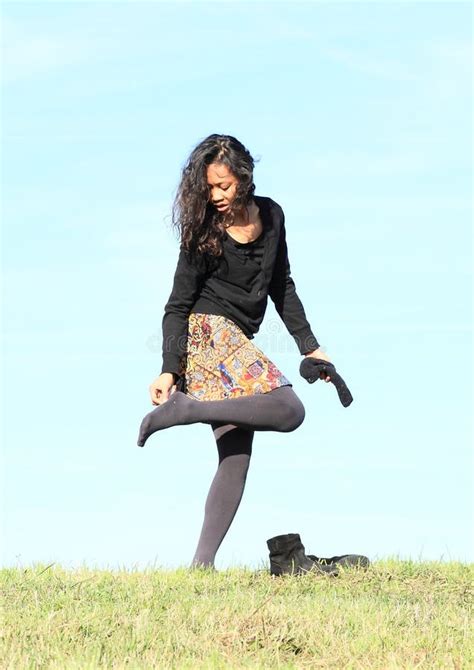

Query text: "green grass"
[1, 560, 472, 669]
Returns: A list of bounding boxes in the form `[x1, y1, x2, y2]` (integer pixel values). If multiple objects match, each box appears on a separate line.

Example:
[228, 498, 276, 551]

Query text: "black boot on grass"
[307, 553, 370, 570]
[267, 533, 339, 577]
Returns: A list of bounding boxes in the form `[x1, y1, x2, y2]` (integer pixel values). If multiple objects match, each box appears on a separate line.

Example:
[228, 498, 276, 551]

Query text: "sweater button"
[257, 290, 262, 296]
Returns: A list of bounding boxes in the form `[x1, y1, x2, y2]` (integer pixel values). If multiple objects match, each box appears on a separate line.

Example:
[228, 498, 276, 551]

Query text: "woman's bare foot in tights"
[137, 392, 195, 446]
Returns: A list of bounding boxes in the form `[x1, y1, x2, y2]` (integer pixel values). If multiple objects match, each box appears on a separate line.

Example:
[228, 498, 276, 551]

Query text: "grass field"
[1, 559, 472, 669]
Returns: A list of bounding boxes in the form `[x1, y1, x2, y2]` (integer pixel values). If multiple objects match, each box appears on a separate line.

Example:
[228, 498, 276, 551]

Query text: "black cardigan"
[161, 195, 320, 377]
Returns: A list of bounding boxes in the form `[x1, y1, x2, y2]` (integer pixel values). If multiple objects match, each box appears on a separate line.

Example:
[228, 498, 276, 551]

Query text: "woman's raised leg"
[137, 385, 305, 447]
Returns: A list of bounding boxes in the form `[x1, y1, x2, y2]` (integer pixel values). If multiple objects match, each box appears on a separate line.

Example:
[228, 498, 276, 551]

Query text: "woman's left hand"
[304, 348, 332, 382]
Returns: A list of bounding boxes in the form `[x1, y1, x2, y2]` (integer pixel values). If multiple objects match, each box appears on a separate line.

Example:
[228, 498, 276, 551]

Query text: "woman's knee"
[277, 388, 306, 432]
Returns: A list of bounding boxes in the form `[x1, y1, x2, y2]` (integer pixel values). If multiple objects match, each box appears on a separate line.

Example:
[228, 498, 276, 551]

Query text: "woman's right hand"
[149, 373, 178, 405]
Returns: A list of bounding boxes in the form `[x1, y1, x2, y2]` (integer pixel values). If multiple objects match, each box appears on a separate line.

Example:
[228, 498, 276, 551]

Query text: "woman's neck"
[233, 199, 258, 227]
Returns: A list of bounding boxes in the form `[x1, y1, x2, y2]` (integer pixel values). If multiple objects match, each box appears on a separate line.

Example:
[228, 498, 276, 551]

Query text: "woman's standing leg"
[191, 422, 254, 569]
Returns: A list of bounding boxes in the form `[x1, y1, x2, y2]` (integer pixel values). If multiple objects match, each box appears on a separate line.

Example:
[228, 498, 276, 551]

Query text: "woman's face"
[206, 162, 239, 214]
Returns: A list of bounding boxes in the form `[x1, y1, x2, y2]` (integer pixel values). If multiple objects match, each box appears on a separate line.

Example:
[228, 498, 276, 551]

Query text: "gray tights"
[137, 385, 307, 568]
[137, 385, 305, 447]
[191, 422, 254, 569]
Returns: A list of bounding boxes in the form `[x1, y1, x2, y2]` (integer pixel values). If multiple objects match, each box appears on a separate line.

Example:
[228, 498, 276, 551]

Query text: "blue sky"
[1, 1, 472, 570]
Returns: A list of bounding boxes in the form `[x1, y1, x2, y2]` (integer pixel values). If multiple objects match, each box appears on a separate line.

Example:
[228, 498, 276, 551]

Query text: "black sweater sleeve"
[161, 244, 208, 377]
[268, 207, 320, 355]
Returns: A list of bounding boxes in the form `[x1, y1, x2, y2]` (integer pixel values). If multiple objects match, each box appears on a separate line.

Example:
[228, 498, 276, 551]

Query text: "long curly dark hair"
[170, 134, 258, 259]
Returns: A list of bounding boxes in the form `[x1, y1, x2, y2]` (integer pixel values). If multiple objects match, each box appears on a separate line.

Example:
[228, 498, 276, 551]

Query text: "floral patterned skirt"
[176, 313, 292, 401]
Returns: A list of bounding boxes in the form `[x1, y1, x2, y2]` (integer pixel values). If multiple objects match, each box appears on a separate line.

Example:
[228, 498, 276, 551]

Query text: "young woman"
[137, 134, 332, 569]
